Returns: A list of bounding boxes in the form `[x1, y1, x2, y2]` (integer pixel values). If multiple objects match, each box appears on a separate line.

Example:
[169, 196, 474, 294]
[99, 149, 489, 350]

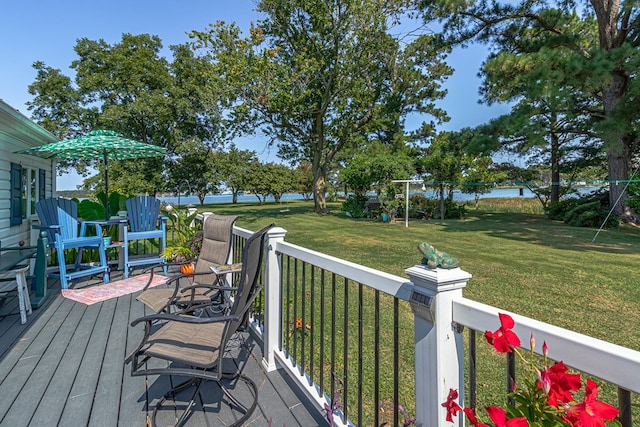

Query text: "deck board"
[30, 303, 99, 426]
[0, 272, 327, 426]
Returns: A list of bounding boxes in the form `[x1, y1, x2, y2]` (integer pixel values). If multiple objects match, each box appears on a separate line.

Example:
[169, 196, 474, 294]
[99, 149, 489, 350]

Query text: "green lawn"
[174, 197, 640, 423]
[192, 197, 640, 350]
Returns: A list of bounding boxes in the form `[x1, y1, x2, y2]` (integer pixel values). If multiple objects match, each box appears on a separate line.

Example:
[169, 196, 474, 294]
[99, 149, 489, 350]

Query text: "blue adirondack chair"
[123, 196, 167, 278]
[34, 198, 109, 289]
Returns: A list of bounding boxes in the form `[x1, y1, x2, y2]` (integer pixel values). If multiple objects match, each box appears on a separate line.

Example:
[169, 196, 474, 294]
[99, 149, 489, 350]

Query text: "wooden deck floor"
[0, 271, 326, 427]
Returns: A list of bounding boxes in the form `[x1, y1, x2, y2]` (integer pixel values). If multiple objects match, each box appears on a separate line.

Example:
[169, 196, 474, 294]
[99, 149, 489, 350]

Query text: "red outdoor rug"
[61, 273, 169, 305]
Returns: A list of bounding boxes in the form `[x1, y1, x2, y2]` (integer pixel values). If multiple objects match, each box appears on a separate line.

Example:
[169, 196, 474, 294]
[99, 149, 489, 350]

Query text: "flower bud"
[530, 333, 535, 352]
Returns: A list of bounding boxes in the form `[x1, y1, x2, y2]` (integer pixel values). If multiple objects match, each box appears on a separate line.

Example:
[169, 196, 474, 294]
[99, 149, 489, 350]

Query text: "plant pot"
[180, 263, 195, 275]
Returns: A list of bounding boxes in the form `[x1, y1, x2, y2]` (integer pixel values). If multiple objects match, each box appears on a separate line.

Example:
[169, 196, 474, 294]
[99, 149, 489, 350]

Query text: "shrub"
[408, 194, 431, 218]
[551, 189, 618, 228]
[432, 199, 467, 219]
[565, 200, 618, 228]
[547, 199, 579, 221]
[341, 194, 368, 218]
[625, 182, 640, 213]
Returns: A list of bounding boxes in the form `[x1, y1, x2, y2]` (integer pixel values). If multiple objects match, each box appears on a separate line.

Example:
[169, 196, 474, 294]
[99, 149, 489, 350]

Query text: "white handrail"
[275, 240, 413, 300]
[453, 298, 640, 393]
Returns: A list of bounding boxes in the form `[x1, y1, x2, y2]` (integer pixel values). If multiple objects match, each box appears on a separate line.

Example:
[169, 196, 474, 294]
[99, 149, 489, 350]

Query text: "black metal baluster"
[343, 277, 349, 424]
[319, 269, 325, 396]
[618, 388, 631, 427]
[301, 262, 306, 377]
[357, 282, 363, 426]
[330, 273, 337, 424]
[507, 352, 516, 406]
[469, 329, 477, 410]
[393, 298, 399, 427]
[285, 256, 291, 355]
[374, 290, 380, 427]
[293, 259, 299, 366]
[309, 265, 315, 386]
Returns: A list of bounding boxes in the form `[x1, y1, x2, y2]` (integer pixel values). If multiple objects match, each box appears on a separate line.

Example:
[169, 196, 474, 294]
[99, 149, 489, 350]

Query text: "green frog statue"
[418, 242, 460, 269]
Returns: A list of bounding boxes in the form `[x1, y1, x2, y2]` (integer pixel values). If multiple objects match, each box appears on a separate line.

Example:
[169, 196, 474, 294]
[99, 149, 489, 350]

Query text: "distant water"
[158, 187, 601, 207]
[157, 192, 307, 206]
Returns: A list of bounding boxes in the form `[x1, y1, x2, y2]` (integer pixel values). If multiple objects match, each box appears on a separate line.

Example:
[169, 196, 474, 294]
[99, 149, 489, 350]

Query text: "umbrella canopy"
[15, 130, 166, 219]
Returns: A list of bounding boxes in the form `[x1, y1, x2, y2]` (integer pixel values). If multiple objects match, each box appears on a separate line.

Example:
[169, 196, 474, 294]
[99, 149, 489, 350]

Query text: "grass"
[171, 197, 640, 423]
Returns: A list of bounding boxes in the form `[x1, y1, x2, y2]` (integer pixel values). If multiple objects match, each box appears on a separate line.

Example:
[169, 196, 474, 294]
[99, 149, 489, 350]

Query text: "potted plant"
[161, 207, 202, 264]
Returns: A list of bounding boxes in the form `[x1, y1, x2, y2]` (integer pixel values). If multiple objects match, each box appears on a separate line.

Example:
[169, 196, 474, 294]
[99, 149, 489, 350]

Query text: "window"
[21, 166, 39, 219]
[10, 164, 46, 226]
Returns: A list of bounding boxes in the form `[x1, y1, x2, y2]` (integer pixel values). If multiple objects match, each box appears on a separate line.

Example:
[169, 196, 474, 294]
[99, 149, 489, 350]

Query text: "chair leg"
[14, 267, 31, 324]
[57, 245, 69, 290]
[123, 242, 129, 279]
[150, 374, 257, 427]
[74, 248, 84, 271]
[98, 245, 109, 284]
[219, 373, 258, 426]
[151, 378, 203, 427]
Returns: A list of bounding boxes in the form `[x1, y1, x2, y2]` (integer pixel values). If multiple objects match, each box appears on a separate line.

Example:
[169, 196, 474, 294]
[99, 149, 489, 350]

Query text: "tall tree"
[420, 131, 467, 219]
[475, 13, 602, 204]
[27, 33, 223, 195]
[245, 162, 295, 204]
[217, 146, 259, 204]
[418, 0, 640, 220]
[166, 140, 220, 205]
[191, 0, 451, 212]
[294, 161, 315, 200]
[342, 142, 415, 197]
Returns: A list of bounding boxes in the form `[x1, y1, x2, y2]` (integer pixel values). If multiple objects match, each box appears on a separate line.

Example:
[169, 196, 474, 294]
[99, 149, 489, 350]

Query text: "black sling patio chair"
[125, 223, 273, 427]
[136, 214, 239, 314]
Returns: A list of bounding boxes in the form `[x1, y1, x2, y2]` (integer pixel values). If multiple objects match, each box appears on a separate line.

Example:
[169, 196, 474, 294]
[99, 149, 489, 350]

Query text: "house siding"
[0, 100, 57, 246]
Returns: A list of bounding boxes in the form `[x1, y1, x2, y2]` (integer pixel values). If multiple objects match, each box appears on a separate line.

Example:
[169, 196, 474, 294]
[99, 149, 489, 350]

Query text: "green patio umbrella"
[15, 130, 166, 219]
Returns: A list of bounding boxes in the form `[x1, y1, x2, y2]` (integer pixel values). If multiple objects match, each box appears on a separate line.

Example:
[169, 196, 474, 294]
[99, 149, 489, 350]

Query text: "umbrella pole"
[104, 151, 109, 220]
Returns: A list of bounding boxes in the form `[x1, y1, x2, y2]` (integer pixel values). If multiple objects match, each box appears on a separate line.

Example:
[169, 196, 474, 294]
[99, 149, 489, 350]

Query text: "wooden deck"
[0, 271, 326, 427]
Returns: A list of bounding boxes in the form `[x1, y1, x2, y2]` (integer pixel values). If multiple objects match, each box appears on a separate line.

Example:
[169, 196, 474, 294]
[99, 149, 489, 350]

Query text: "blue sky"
[1, 1, 509, 189]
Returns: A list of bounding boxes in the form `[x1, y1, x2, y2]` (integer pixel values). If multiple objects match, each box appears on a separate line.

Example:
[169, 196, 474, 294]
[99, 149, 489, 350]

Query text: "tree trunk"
[590, 0, 635, 219]
[313, 173, 327, 213]
[439, 183, 445, 220]
[607, 142, 631, 216]
[602, 73, 632, 218]
[550, 130, 560, 204]
[232, 187, 238, 204]
[311, 117, 328, 213]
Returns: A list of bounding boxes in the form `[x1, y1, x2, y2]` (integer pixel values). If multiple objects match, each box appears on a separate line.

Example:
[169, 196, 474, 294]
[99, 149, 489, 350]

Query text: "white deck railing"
[229, 226, 640, 427]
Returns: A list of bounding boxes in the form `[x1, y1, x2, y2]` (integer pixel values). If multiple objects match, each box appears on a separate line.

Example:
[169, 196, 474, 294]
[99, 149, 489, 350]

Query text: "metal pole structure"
[391, 179, 423, 228]
[405, 181, 410, 228]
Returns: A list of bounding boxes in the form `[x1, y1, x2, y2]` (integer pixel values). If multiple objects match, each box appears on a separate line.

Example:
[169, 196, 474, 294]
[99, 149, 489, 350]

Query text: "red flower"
[485, 406, 530, 427]
[538, 361, 581, 407]
[441, 388, 462, 422]
[463, 407, 489, 427]
[484, 313, 521, 353]
[564, 379, 618, 427]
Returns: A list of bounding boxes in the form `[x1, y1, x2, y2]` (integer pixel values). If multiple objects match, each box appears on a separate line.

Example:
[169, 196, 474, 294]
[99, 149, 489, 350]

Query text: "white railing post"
[405, 264, 472, 427]
[262, 226, 287, 372]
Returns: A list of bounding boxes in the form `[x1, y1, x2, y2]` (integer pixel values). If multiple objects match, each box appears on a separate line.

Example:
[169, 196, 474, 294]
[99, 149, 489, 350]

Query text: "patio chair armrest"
[181, 284, 239, 293]
[210, 263, 243, 275]
[32, 224, 60, 231]
[0, 246, 37, 251]
[141, 259, 196, 275]
[79, 220, 104, 237]
[131, 312, 242, 327]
